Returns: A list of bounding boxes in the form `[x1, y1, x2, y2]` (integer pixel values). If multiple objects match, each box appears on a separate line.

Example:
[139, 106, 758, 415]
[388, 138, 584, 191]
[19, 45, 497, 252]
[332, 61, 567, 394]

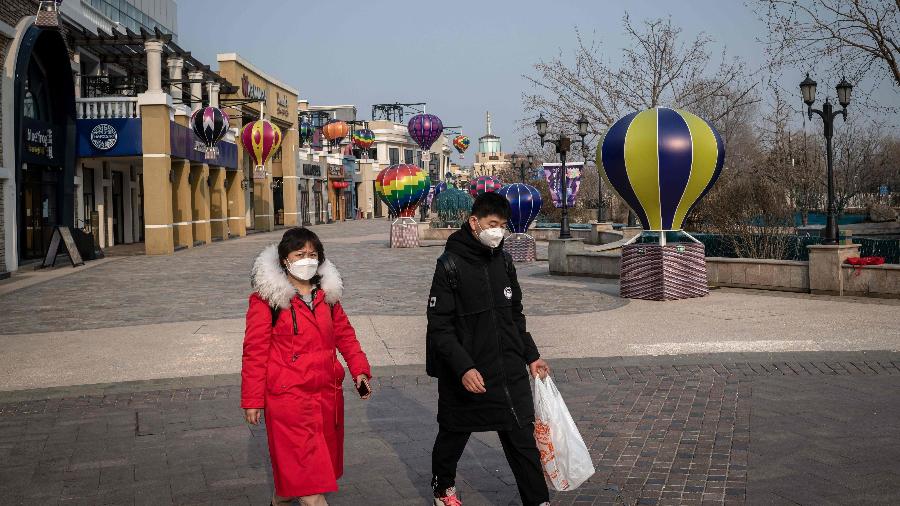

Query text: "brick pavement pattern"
[0, 221, 623, 335]
[1, 352, 898, 505]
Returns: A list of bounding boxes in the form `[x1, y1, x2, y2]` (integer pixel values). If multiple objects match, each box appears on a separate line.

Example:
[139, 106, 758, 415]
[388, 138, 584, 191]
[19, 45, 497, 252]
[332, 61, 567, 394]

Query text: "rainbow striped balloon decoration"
[375, 164, 431, 218]
[240, 119, 282, 169]
[469, 175, 503, 197]
[352, 128, 375, 150]
[597, 107, 724, 231]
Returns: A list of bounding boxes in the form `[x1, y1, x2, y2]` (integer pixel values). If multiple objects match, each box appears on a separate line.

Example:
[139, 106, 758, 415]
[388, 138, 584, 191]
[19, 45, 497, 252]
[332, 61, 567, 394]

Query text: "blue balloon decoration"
[434, 181, 448, 199]
[498, 183, 543, 234]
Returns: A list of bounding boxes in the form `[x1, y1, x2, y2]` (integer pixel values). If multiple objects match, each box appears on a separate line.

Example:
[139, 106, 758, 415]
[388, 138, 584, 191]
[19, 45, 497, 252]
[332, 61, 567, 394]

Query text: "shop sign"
[22, 118, 61, 165]
[302, 163, 322, 177]
[327, 165, 344, 178]
[276, 93, 289, 118]
[89, 123, 117, 150]
[77, 118, 142, 157]
[241, 73, 267, 101]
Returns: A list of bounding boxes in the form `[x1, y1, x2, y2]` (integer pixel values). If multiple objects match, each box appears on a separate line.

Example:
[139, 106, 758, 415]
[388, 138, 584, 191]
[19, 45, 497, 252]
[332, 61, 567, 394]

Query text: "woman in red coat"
[241, 227, 372, 506]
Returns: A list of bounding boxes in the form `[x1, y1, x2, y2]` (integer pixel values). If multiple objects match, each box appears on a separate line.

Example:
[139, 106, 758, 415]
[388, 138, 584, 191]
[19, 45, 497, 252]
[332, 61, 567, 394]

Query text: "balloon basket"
[390, 217, 419, 248]
[503, 233, 536, 262]
[619, 242, 708, 301]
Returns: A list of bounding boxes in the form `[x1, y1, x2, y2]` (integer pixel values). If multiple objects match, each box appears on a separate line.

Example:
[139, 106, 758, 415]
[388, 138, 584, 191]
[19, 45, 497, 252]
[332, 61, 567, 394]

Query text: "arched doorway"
[13, 25, 76, 261]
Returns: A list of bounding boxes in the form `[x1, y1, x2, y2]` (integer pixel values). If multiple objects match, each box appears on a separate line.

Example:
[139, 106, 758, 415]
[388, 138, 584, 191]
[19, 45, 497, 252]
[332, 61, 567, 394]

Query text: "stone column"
[190, 164, 211, 245]
[166, 57, 184, 104]
[281, 127, 299, 226]
[808, 244, 861, 296]
[171, 160, 193, 248]
[189, 70, 204, 114]
[253, 173, 274, 232]
[207, 82, 220, 108]
[209, 167, 228, 240]
[226, 171, 247, 237]
[145, 40, 164, 93]
[138, 40, 174, 255]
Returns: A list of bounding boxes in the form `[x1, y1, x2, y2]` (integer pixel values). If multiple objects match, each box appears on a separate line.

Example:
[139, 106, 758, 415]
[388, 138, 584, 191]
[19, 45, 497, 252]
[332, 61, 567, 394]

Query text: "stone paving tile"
[0, 221, 625, 335]
[0, 353, 898, 505]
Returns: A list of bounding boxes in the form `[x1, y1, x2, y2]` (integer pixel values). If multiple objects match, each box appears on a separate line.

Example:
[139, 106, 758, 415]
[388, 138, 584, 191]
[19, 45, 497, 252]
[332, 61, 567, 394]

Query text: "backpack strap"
[437, 252, 460, 290]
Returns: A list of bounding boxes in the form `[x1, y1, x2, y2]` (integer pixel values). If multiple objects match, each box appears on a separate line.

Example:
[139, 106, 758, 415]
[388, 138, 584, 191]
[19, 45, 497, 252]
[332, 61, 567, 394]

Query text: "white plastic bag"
[532, 375, 595, 491]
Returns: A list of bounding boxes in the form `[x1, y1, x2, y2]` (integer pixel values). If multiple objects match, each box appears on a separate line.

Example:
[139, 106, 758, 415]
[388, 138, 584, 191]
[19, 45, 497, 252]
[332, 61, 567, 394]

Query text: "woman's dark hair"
[471, 192, 511, 220]
[278, 227, 325, 284]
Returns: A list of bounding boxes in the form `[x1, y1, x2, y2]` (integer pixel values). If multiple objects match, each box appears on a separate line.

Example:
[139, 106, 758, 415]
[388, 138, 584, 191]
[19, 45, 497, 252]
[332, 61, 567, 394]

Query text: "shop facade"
[216, 53, 298, 233]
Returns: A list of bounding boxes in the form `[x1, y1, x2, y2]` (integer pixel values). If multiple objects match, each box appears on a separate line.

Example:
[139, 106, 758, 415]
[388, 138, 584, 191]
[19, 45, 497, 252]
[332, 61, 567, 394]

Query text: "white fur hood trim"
[250, 244, 344, 308]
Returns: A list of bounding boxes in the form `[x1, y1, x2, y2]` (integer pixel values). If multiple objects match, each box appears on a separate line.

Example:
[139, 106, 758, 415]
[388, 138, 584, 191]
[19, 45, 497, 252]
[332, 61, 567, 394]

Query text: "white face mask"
[287, 258, 319, 281]
[475, 221, 506, 249]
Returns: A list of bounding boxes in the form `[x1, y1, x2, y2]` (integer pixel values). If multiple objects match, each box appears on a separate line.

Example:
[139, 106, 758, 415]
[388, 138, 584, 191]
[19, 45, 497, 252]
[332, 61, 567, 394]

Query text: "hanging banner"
[542, 162, 583, 208]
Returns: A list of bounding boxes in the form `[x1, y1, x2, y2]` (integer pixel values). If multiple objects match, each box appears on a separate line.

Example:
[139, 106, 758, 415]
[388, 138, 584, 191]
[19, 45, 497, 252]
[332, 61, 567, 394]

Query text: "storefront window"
[389, 147, 399, 165]
[404, 149, 414, 165]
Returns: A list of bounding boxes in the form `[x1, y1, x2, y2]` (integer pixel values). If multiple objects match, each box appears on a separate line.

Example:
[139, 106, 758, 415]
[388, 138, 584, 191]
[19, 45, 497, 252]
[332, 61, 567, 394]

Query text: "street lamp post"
[515, 154, 535, 182]
[800, 73, 852, 245]
[535, 113, 590, 239]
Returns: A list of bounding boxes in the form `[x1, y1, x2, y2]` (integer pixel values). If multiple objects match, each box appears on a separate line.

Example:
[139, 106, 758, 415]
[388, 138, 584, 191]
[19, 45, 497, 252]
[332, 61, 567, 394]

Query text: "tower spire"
[486, 111, 492, 135]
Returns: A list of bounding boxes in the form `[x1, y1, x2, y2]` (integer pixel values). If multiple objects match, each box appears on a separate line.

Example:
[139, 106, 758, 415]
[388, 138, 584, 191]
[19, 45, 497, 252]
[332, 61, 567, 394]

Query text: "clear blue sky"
[176, 0, 895, 155]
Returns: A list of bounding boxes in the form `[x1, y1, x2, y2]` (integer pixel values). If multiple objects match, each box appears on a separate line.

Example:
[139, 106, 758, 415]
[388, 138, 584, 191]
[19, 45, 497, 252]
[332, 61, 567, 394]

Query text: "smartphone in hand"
[356, 377, 371, 398]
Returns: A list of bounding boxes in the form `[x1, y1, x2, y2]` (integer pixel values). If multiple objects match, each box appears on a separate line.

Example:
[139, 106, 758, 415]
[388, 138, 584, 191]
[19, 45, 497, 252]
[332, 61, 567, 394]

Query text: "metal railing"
[76, 97, 140, 119]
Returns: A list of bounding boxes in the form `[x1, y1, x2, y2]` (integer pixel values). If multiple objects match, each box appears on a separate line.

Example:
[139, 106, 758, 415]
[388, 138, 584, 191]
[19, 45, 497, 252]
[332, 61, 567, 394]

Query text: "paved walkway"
[0, 220, 897, 391]
[1, 352, 898, 505]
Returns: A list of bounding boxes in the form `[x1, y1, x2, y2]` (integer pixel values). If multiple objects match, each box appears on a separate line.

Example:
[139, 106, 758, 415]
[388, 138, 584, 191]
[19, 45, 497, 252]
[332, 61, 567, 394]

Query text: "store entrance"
[20, 164, 60, 260]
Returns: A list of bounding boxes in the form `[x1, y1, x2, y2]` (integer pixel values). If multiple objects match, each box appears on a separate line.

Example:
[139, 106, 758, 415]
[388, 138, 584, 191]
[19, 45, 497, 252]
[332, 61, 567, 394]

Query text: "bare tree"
[521, 14, 759, 224]
[756, 0, 900, 90]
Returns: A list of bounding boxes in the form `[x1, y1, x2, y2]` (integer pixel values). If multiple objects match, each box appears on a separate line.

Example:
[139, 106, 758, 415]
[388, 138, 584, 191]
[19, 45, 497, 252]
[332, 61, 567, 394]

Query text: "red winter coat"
[241, 246, 371, 497]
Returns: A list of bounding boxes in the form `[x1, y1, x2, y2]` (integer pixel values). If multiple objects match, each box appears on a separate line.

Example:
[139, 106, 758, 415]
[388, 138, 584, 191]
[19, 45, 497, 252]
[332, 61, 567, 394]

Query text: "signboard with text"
[22, 118, 62, 165]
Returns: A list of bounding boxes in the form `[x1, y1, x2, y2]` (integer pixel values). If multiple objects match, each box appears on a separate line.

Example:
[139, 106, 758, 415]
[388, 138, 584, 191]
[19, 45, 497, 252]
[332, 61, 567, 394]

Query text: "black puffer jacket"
[426, 224, 541, 431]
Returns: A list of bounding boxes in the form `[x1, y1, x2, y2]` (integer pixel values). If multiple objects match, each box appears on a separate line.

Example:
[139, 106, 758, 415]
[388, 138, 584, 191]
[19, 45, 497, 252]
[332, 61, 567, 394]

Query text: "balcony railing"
[76, 97, 140, 119]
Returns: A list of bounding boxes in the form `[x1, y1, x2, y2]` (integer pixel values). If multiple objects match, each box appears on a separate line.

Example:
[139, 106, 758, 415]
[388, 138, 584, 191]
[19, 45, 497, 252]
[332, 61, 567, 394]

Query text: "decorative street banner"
[542, 162, 583, 208]
[77, 118, 142, 157]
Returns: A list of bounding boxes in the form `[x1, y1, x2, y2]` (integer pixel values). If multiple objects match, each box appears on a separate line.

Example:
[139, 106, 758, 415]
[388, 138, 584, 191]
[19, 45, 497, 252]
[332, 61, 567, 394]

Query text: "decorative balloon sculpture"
[433, 181, 448, 200]
[498, 183, 543, 262]
[322, 119, 349, 150]
[498, 184, 543, 234]
[375, 164, 431, 218]
[434, 188, 473, 229]
[453, 135, 470, 158]
[376, 164, 431, 248]
[469, 175, 503, 197]
[598, 107, 725, 301]
[191, 106, 230, 159]
[241, 119, 282, 178]
[408, 114, 444, 152]
[352, 128, 375, 154]
[598, 107, 724, 232]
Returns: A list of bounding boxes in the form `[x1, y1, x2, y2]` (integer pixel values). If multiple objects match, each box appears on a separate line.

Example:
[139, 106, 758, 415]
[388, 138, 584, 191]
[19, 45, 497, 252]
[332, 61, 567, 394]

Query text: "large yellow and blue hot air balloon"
[597, 107, 724, 231]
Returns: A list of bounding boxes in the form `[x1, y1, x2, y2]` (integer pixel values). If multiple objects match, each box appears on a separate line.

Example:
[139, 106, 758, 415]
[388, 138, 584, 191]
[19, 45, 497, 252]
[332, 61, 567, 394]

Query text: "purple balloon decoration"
[498, 183, 543, 234]
[407, 114, 444, 151]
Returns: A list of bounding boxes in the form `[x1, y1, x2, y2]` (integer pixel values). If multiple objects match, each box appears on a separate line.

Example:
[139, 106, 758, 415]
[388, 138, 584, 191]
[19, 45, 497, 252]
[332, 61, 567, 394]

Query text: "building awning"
[67, 24, 236, 97]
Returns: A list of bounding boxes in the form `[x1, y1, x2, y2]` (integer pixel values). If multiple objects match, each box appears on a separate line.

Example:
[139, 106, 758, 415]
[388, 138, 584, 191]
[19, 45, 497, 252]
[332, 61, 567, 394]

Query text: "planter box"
[620, 243, 709, 300]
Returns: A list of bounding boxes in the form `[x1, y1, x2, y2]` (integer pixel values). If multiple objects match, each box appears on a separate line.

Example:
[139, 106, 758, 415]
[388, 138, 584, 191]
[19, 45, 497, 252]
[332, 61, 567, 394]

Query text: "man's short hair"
[471, 192, 511, 220]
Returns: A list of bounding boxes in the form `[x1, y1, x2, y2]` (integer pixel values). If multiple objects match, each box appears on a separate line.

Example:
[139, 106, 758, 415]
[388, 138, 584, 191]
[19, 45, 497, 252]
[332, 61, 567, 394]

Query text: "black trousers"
[432, 425, 549, 505]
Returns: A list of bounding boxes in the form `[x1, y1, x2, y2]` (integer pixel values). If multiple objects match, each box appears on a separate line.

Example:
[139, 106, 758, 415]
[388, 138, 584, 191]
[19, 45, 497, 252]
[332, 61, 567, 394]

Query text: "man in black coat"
[426, 192, 551, 506]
